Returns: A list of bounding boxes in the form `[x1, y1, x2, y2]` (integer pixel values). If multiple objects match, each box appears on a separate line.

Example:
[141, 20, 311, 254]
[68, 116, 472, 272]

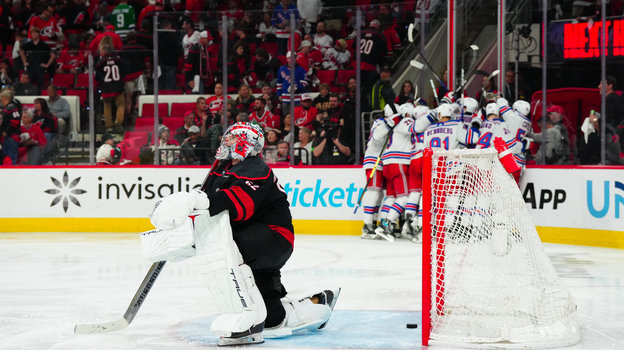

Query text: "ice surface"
[0, 233, 622, 349]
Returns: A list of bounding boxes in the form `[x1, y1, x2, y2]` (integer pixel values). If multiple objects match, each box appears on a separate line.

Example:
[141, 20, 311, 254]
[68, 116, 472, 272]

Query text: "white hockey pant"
[193, 211, 267, 337]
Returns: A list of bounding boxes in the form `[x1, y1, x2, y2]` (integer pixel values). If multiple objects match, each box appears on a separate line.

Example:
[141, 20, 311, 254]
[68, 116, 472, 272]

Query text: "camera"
[319, 116, 340, 139]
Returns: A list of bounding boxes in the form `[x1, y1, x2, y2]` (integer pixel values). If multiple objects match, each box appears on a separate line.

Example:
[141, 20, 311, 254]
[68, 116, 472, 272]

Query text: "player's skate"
[400, 218, 416, 241]
[361, 224, 377, 240]
[263, 288, 340, 338]
[311, 288, 341, 329]
[217, 323, 265, 346]
[374, 218, 395, 242]
[411, 215, 422, 243]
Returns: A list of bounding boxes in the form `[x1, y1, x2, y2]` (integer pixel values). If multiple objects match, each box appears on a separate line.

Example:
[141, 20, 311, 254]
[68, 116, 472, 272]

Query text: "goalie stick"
[74, 260, 166, 334]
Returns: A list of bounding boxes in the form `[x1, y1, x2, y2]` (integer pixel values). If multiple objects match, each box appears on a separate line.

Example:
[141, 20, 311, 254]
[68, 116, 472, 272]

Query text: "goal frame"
[420, 147, 580, 348]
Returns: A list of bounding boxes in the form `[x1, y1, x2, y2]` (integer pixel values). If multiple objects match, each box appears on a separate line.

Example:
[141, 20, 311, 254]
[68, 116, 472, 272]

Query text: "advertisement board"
[0, 166, 621, 248]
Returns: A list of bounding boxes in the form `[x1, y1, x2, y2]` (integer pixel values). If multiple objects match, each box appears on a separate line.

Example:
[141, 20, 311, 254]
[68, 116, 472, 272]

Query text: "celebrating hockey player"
[468, 103, 519, 153]
[497, 98, 532, 181]
[422, 103, 469, 151]
[402, 105, 435, 241]
[143, 122, 339, 346]
[375, 103, 414, 241]
[360, 113, 390, 239]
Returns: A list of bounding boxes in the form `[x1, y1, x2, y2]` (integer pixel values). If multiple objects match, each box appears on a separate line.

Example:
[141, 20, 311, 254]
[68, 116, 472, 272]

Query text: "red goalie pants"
[382, 163, 409, 197]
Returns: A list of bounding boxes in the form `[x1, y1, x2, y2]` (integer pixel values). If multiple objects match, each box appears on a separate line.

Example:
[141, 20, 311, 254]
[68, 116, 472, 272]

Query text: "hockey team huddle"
[361, 92, 532, 242]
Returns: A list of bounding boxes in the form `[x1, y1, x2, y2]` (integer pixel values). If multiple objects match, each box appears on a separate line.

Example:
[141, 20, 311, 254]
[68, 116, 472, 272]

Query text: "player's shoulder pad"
[226, 156, 271, 181]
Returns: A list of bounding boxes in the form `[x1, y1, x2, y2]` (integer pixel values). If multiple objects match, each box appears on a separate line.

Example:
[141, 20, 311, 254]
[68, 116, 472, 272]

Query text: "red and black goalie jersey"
[201, 156, 294, 246]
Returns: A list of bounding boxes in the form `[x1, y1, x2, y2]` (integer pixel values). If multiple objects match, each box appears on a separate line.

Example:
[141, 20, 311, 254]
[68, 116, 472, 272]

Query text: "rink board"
[0, 165, 622, 248]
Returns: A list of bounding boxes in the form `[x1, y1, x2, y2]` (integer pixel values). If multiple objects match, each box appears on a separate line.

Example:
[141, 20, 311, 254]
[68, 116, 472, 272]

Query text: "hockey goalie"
[142, 122, 339, 346]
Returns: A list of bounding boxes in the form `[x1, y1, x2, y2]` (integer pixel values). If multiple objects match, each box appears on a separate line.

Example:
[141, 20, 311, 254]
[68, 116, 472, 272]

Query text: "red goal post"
[421, 147, 580, 348]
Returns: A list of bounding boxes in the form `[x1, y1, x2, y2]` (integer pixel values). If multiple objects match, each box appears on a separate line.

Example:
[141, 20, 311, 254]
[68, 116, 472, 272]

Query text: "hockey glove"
[149, 189, 210, 230]
[441, 91, 455, 104]
[384, 114, 402, 129]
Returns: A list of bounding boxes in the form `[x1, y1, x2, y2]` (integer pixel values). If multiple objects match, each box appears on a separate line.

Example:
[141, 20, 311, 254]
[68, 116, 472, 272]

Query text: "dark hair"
[606, 75, 617, 88]
[255, 47, 268, 61]
[35, 97, 51, 114]
[329, 93, 340, 100]
[401, 80, 414, 94]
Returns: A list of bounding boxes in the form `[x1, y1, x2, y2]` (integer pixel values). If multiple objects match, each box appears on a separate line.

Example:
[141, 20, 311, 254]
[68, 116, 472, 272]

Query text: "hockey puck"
[406, 323, 418, 329]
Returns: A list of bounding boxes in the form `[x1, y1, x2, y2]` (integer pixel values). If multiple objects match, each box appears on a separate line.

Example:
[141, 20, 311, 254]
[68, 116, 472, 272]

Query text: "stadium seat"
[65, 89, 88, 106]
[162, 117, 185, 134]
[317, 70, 337, 85]
[170, 103, 195, 118]
[336, 69, 355, 85]
[141, 103, 169, 118]
[75, 73, 90, 88]
[121, 131, 150, 162]
[52, 73, 75, 88]
[259, 42, 278, 57]
[159, 89, 183, 95]
[41, 89, 63, 96]
[134, 117, 157, 133]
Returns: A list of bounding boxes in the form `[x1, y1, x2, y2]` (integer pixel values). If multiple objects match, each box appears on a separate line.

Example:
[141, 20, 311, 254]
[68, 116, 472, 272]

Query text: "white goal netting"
[425, 148, 580, 348]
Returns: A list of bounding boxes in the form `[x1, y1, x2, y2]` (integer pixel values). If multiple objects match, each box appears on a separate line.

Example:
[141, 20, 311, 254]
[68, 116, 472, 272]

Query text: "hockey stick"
[430, 80, 439, 106]
[74, 260, 166, 334]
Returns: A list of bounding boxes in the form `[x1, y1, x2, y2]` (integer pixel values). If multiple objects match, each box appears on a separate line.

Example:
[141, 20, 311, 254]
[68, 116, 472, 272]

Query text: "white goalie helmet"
[461, 97, 479, 115]
[215, 122, 265, 161]
[437, 103, 453, 120]
[512, 100, 531, 118]
[485, 103, 499, 118]
[384, 103, 400, 118]
[398, 103, 416, 119]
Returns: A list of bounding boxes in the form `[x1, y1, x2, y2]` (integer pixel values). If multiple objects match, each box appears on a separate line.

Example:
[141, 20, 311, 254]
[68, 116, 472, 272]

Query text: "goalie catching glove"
[149, 189, 210, 230]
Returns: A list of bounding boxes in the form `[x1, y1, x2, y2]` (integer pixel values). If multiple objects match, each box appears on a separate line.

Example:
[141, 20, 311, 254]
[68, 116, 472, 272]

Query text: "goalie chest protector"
[201, 156, 294, 242]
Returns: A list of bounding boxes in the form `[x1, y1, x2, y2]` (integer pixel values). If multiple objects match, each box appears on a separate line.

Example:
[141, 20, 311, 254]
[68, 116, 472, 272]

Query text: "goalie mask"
[216, 122, 265, 161]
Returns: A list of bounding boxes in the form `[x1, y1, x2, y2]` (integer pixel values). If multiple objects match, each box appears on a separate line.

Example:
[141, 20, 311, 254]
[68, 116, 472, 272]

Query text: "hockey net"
[421, 148, 580, 348]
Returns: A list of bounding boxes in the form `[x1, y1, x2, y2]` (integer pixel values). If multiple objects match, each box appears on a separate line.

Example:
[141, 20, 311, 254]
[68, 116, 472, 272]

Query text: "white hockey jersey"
[381, 117, 414, 165]
[423, 120, 469, 151]
[468, 119, 518, 152]
[499, 105, 532, 165]
[409, 110, 436, 159]
[363, 118, 390, 170]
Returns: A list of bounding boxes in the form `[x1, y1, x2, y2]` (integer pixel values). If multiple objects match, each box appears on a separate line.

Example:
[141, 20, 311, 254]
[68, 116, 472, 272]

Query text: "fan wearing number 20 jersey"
[95, 51, 124, 98]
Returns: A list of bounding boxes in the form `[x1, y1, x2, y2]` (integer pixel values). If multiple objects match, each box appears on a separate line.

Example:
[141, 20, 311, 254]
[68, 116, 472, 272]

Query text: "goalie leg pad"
[263, 295, 333, 338]
[193, 212, 267, 337]
[140, 217, 196, 262]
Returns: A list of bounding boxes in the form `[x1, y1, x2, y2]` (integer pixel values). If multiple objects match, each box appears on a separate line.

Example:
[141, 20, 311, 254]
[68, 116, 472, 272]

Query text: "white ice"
[1, 233, 623, 350]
